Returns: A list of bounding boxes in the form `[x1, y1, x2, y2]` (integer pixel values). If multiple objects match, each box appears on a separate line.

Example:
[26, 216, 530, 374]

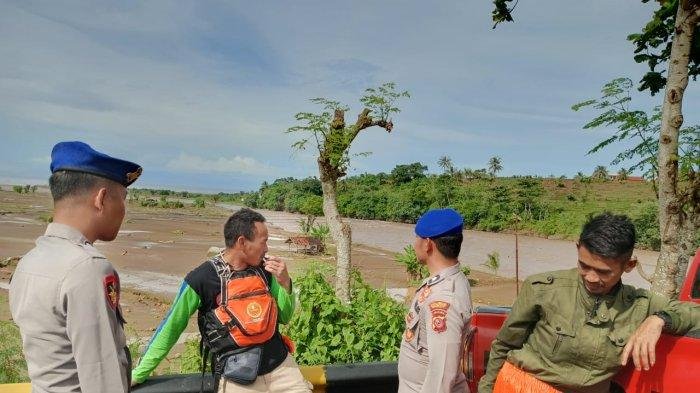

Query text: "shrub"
[631, 203, 661, 251]
[283, 264, 405, 365]
[193, 197, 206, 208]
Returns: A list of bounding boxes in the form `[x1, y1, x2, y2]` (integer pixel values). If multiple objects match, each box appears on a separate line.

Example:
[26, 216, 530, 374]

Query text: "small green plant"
[298, 215, 317, 234]
[394, 245, 428, 284]
[309, 223, 330, 243]
[12, 185, 23, 194]
[482, 251, 501, 277]
[38, 213, 53, 223]
[192, 197, 206, 208]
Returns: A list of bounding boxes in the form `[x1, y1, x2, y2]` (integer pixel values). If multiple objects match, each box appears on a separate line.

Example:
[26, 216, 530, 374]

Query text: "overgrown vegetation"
[283, 263, 405, 365]
[241, 169, 668, 250]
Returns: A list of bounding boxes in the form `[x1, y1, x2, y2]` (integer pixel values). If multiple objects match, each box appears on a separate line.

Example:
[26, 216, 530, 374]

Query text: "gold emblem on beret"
[126, 167, 142, 183]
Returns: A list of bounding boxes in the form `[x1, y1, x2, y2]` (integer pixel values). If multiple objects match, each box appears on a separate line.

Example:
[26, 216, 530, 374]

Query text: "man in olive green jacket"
[478, 213, 700, 393]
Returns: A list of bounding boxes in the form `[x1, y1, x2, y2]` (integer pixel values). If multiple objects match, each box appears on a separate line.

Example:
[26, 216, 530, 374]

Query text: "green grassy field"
[0, 291, 28, 384]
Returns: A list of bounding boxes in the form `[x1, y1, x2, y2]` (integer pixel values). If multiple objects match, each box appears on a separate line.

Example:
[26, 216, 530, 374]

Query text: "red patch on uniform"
[404, 329, 414, 341]
[429, 301, 450, 333]
[418, 286, 431, 303]
[103, 274, 119, 310]
[405, 312, 414, 324]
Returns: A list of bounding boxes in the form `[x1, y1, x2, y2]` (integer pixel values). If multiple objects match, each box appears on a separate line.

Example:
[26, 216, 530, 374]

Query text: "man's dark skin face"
[577, 243, 636, 295]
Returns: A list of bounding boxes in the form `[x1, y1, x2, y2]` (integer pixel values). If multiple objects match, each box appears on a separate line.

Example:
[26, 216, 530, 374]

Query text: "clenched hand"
[264, 255, 291, 292]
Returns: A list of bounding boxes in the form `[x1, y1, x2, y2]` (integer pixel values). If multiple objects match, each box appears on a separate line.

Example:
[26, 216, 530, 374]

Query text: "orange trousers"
[493, 362, 562, 393]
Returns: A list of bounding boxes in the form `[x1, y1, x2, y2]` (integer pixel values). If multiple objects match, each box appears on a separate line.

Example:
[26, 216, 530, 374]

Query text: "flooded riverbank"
[219, 204, 659, 289]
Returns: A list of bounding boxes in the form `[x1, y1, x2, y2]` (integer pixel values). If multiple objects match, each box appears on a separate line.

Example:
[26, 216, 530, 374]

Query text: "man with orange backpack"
[131, 208, 311, 392]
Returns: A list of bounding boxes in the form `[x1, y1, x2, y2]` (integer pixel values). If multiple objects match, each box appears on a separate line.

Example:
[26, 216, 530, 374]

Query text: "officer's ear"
[93, 187, 108, 212]
[623, 256, 638, 273]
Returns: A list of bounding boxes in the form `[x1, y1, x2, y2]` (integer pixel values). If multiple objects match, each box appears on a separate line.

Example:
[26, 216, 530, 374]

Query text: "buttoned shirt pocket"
[544, 315, 577, 358]
[607, 326, 634, 348]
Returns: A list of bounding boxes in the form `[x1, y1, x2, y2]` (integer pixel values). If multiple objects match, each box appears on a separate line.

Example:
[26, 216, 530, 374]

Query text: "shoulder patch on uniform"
[418, 286, 432, 303]
[104, 274, 119, 309]
[429, 301, 450, 333]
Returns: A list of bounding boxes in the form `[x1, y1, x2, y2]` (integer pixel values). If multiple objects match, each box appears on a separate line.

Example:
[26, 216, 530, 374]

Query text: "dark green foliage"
[390, 162, 428, 184]
[283, 264, 405, 365]
[628, 0, 700, 95]
[254, 177, 323, 216]
[632, 202, 662, 251]
[492, 0, 516, 28]
[573, 78, 698, 182]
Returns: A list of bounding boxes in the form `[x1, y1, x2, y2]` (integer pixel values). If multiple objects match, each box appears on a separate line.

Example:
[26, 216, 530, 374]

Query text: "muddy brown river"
[218, 204, 659, 289]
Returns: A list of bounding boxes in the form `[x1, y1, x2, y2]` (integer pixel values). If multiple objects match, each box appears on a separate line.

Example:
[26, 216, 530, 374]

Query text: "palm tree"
[591, 165, 609, 181]
[617, 168, 629, 181]
[488, 156, 503, 178]
[438, 155, 455, 175]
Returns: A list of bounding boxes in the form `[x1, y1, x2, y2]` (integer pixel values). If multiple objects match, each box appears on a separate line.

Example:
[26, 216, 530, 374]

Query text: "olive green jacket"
[478, 268, 700, 393]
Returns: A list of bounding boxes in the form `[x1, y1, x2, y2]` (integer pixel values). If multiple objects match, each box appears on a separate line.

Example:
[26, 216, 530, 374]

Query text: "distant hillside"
[239, 170, 665, 250]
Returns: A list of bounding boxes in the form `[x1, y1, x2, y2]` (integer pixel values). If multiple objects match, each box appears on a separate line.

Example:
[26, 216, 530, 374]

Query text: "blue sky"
[1, 1, 698, 192]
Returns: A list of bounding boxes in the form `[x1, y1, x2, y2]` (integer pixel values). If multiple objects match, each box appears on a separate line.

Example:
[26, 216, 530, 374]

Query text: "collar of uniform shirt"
[45, 222, 90, 245]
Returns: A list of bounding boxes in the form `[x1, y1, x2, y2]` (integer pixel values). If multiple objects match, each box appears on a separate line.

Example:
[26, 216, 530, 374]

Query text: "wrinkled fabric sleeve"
[420, 293, 468, 393]
[131, 282, 201, 384]
[63, 259, 129, 393]
[648, 293, 700, 335]
[270, 277, 295, 324]
[478, 278, 540, 393]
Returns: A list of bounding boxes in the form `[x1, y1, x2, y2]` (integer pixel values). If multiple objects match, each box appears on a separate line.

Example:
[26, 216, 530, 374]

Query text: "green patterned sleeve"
[131, 282, 201, 384]
[270, 277, 296, 324]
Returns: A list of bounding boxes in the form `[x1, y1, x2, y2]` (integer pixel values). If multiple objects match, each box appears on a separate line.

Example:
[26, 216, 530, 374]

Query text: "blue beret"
[415, 208, 464, 238]
[50, 141, 142, 187]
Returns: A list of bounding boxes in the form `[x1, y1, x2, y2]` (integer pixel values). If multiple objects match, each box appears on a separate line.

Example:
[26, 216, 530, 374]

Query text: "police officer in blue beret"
[398, 208, 473, 393]
[10, 141, 142, 393]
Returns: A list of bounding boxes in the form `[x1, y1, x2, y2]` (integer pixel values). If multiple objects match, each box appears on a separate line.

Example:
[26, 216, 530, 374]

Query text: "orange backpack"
[209, 257, 278, 348]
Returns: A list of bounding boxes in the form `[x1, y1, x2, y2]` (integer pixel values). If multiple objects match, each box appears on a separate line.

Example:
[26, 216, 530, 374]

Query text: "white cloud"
[165, 153, 276, 176]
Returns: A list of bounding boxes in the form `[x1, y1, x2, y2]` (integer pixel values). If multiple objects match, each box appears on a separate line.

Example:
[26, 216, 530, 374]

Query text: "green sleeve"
[478, 279, 539, 393]
[270, 277, 296, 324]
[654, 296, 700, 335]
[131, 282, 201, 384]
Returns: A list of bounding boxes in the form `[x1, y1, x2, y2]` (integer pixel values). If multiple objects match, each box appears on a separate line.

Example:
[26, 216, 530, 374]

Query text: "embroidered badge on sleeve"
[103, 274, 119, 310]
[429, 301, 450, 333]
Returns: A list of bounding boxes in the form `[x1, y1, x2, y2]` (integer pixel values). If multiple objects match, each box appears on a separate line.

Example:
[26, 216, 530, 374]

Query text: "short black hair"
[432, 233, 463, 259]
[224, 208, 266, 248]
[579, 212, 636, 260]
[49, 170, 110, 202]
